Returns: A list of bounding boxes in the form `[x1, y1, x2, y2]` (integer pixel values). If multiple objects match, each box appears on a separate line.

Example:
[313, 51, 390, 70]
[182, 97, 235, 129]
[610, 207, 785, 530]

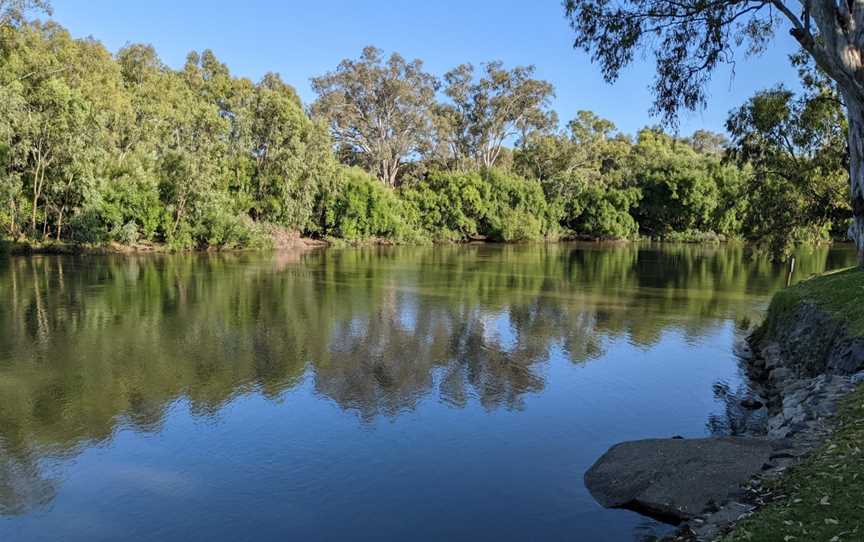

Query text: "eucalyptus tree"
[153, 51, 234, 246]
[244, 72, 334, 230]
[0, 86, 24, 239]
[437, 62, 556, 169]
[687, 130, 729, 156]
[0, 0, 49, 30]
[311, 46, 438, 187]
[515, 110, 625, 185]
[726, 54, 849, 255]
[514, 111, 638, 238]
[563, 0, 864, 262]
[1, 21, 101, 239]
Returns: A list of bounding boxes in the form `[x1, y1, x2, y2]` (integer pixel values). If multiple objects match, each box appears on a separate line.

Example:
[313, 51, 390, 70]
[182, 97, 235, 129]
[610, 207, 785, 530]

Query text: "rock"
[769, 367, 793, 385]
[733, 340, 753, 360]
[784, 422, 809, 437]
[828, 339, 864, 374]
[584, 437, 777, 522]
[752, 301, 864, 380]
[740, 398, 764, 410]
[852, 371, 864, 385]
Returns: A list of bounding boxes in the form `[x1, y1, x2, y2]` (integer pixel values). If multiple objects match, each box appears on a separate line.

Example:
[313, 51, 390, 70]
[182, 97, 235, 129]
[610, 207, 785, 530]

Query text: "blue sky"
[50, 0, 803, 136]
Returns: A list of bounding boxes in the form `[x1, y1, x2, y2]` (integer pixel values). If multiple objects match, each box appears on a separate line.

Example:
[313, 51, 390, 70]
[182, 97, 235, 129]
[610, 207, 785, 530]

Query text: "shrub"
[320, 167, 422, 242]
[401, 168, 554, 242]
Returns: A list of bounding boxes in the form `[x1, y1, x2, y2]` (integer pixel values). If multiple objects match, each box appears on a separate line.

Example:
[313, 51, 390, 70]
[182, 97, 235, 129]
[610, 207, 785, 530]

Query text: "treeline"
[0, 16, 853, 253]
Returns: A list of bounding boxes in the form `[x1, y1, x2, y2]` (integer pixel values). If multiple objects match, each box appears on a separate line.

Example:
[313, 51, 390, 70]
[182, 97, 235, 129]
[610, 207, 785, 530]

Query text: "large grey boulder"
[584, 437, 777, 521]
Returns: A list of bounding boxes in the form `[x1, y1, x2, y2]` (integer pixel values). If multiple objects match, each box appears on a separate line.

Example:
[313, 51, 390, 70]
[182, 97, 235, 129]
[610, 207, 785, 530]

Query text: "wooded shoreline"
[2, 236, 845, 258]
[1, 18, 852, 259]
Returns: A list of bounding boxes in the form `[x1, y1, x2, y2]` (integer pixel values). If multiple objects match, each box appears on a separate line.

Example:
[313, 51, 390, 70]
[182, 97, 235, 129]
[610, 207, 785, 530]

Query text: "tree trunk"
[846, 98, 864, 265]
[31, 160, 42, 235]
[388, 162, 399, 187]
[55, 207, 64, 241]
[9, 198, 17, 239]
[380, 159, 399, 187]
[41, 209, 49, 240]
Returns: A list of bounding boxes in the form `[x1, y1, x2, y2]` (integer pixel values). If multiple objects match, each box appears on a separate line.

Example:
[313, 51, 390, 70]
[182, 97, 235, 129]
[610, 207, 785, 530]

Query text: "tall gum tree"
[564, 0, 864, 262]
[437, 62, 556, 169]
[311, 46, 438, 187]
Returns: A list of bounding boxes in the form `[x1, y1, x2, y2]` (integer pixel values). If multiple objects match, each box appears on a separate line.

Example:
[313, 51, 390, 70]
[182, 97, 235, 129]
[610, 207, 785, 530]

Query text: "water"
[0, 243, 856, 541]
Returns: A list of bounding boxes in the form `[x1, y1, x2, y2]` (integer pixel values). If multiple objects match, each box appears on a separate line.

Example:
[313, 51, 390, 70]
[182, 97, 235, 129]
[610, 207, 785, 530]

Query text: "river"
[0, 243, 856, 541]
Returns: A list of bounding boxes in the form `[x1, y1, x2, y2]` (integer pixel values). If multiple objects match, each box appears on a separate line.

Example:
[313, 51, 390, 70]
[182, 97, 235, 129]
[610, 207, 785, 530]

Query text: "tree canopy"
[435, 62, 555, 169]
[310, 46, 438, 187]
[562, 0, 864, 261]
[0, 8, 853, 255]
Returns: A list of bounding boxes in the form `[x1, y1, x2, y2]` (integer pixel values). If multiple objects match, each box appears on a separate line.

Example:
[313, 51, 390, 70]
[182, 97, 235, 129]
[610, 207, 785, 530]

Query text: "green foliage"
[631, 128, 741, 238]
[401, 169, 553, 242]
[574, 184, 641, 239]
[319, 167, 420, 242]
[0, 17, 851, 251]
[400, 170, 490, 241]
[722, 384, 864, 542]
[0, 20, 338, 250]
[483, 169, 553, 241]
[514, 111, 640, 240]
[726, 58, 850, 258]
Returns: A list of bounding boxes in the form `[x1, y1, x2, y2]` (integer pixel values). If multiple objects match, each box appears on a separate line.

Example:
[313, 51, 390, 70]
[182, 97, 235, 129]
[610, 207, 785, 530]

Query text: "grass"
[722, 267, 864, 541]
[757, 267, 864, 340]
[721, 385, 864, 541]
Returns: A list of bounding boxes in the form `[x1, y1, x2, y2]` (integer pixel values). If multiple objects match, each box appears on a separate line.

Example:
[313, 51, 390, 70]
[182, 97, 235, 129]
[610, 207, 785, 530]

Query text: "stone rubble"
[667, 339, 864, 541]
[586, 301, 864, 542]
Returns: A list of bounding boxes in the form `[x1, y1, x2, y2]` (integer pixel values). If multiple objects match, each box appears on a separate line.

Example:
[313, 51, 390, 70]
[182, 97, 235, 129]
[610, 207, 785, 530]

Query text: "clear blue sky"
[50, 0, 802, 136]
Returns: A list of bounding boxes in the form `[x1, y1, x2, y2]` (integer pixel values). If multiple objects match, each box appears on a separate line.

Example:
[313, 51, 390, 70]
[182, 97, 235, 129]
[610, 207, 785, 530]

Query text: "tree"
[514, 111, 638, 238]
[1, 22, 108, 240]
[563, 0, 864, 262]
[437, 61, 556, 169]
[0, 0, 50, 30]
[241, 72, 335, 230]
[630, 128, 724, 237]
[687, 130, 728, 156]
[726, 54, 850, 255]
[311, 46, 438, 187]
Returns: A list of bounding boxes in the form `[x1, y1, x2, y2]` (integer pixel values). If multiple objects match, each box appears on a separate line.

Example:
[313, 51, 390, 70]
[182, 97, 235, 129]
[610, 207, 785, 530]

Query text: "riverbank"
[690, 268, 864, 540]
[0, 232, 330, 255]
[584, 267, 864, 541]
[719, 384, 864, 541]
[713, 268, 864, 541]
[0, 235, 661, 255]
[0, 234, 831, 257]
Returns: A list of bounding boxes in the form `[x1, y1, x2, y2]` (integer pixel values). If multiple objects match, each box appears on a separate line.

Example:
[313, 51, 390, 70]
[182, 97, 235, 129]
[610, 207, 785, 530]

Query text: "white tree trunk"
[846, 98, 864, 264]
[380, 159, 399, 187]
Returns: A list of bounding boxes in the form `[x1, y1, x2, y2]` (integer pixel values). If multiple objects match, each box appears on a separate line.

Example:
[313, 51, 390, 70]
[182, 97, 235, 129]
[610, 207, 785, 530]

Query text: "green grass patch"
[722, 385, 864, 541]
[757, 267, 864, 341]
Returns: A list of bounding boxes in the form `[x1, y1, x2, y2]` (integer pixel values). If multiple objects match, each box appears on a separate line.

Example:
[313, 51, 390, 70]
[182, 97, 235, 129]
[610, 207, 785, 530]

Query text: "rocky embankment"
[584, 274, 864, 541]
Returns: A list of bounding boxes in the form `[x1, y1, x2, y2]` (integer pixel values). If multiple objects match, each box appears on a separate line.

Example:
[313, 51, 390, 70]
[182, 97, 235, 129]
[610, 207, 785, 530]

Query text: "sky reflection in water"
[0, 243, 856, 541]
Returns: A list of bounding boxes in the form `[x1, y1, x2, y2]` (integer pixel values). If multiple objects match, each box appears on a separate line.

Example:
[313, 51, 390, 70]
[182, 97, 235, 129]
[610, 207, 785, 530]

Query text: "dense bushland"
[0, 14, 852, 254]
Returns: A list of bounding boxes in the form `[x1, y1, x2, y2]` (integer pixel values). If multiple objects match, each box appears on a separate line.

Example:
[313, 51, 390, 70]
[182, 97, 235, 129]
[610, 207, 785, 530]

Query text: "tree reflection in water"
[0, 243, 855, 515]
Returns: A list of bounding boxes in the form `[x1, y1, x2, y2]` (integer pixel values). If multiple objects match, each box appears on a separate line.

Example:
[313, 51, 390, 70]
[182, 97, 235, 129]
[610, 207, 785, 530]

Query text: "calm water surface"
[0, 243, 857, 541]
